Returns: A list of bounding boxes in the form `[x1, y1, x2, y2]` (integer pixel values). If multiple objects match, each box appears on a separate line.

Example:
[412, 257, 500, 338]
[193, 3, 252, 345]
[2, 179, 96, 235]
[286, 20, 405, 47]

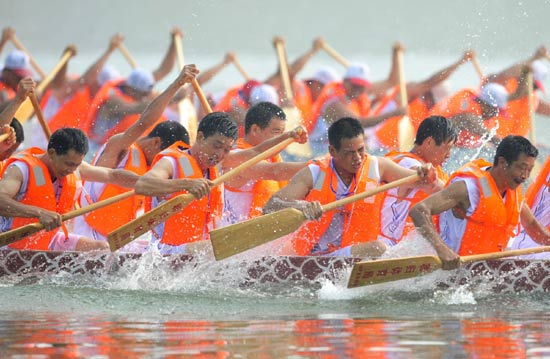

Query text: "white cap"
[479, 83, 508, 110]
[98, 64, 120, 86]
[310, 66, 340, 84]
[344, 62, 372, 87]
[126, 68, 154, 92]
[4, 50, 32, 77]
[249, 84, 279, 105]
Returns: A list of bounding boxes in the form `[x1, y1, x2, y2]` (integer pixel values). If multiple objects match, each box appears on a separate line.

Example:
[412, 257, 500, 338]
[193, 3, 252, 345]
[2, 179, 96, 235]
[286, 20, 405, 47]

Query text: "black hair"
[10, 117, 24, 143]
[494, 135, 538, 166]
[244, 102, 286, 134]
[198, 112, 238, 141]
[47, 128, 89, 155]
[414, 115, 457, 146]
[147, 121, 190, 150]
[328, 117, 364, 150]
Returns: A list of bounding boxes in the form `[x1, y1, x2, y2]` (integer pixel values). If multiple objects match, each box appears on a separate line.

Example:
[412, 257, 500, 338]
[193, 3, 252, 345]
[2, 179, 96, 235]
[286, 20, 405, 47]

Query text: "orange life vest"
[82, 143, 148, 236]
[291, 155, 382, 255]
[225, 138, 285, 218]
[305, 82, 371, 134]
[449, 158, 522, 255]
[2, 148, 77, 250]
[0, 80, 16, 101]
[380, 151, 448, 242]
[40, 85, 92, 132]
[152, 142, 223, 245]
[430, 89, 500, 148]
[497, 78, 538, 137]
[408, 96, 431, 131]
[524, 156, 550, 210]
[85, 79, 151, 145]
[213, 86, 248, 112]
[293, 80, 313, 122]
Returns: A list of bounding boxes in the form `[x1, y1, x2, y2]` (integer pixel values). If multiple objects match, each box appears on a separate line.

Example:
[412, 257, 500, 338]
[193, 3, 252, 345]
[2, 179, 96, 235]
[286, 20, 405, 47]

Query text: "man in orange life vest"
[509, 155, 550, 259]
[410, 135, 550, 269]
[306, 55, 405, 157]
[135, 112, 307, 255]
[34, 34, 124, 149]
[263, 117, 438, 258]
[222, 101, 310, 226]
[85, 28, 182, 156]
[73, 64, 199, 244]
[378, 116, 457, 246]
[0, 128, 139, 252]
[429, 82, 509, 148]
[0, 50, 33, 109]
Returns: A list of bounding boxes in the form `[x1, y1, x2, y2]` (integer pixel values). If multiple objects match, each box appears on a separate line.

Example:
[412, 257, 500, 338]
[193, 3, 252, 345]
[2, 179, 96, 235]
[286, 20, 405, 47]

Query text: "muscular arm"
[520, 203, 550, 245]
[152, 28, 180, 82]
[78, 161, 138, 188]
[226, 160, 308, 188]
[263, 167, 314, 213]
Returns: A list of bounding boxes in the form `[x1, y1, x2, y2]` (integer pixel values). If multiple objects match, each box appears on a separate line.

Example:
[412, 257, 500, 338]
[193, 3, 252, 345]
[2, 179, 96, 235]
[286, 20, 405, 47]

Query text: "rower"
[0, 128, 139, 252]
[262, 117, 437, 258]
[410, 135, 550, 270]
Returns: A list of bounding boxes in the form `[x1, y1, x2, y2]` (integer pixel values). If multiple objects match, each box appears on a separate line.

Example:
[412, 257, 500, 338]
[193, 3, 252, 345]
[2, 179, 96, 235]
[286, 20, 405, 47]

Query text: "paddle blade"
[0, 222, 44, 247]
[107, 193, 195, 252]
[347, 255, 442, 288]
[211, 208, 306, 260]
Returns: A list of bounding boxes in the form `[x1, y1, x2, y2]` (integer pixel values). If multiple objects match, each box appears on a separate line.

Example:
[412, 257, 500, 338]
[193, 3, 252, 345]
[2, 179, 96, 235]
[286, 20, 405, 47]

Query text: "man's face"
[343, 79, 368, 99]
[425, 138, 454, 167]
[195, 132, 235, 170]
[256, 117, 286, 143]
[501, 153, 535, 189]
[49, 148, 84, 179]
[329, 135, 366, 176]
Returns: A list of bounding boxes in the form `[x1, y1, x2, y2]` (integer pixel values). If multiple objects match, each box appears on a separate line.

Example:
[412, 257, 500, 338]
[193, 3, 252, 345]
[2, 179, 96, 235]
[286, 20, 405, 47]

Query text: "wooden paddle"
[232, 56, 251, 81]
[14, 49, 74, 123]
[173, 32, 198, 144]
[10, 34, 46, 79]
[107, 136, 297, 252]
[211, 173, 420, 261]
[396, 48, 414, 152]
[0, 132, 9, 143]
[118, 43, 138, 69]
[347, 245, 550, 288]
[0, 190, 135, 247]
[320, 41, 350, 68]
[471, 56, 485, 82]
[273, 37, 312, 159]
[29, 92, 51, 139]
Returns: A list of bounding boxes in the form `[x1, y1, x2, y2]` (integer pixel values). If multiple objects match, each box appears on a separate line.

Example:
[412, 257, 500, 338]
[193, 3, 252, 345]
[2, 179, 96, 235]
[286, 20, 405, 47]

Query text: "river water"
[2, 0, 550, 357]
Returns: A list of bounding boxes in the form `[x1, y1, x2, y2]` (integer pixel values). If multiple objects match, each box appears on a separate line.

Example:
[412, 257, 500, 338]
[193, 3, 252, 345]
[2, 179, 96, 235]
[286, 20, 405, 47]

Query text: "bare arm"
[196, 53, 233, 86]
[135, 157, 212, 197]
[378, 157, 440, 193]
[0, 164, 62, 230]
[226, 160, 308, 188]
[99, 95, 149, 120]
[410, 182, 469, 269]
[151, 28, 181, 82]
[0, 77, 35, 126]
[78, 161, 138, 188]
[520, 203, 550, 245]
[323, 99, 405, 128]
[81, 33, 123, 92]
[96, 64, 199, 168]
[486, 46, 548, 84]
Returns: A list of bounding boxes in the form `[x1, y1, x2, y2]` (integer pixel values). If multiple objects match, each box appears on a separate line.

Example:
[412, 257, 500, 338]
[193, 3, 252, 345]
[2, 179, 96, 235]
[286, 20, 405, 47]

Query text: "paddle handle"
[29, 92, 51, 139]
[274, 38, 294, 102]
[322, 174, 419, 212]
[461, 245, 550, 263]
[37, 50, 73, 94]
[320, 42, 350, 68]
[10, 34, 46, 79]
[471, 57, 485, 82]
[174, 33, 185, 70]
[527, 69, 536, 145]
[214, 137, 295, 185]
[119, 43, 137, 68]
[191, 79, 213, 114]
[0, 133, 9, 143]
[232, 57, 251, 81]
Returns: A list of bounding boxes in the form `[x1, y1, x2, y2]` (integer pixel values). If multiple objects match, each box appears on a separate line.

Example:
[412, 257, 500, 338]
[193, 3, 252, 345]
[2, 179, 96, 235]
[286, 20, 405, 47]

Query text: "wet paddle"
[320, 41, 350, 68]
[107, 136, 297, 252]
[211, 173, 420, 261]
[0, 191, 135, 247]
[396, 48, 414, 152]
[10, 34, 46, 79]
[347, 245, 550, 288]
[0, 133, 9, 143]
[14, 48, 75, 123]
[274, 37, 312, 159]
[29, 92, 51, 139]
